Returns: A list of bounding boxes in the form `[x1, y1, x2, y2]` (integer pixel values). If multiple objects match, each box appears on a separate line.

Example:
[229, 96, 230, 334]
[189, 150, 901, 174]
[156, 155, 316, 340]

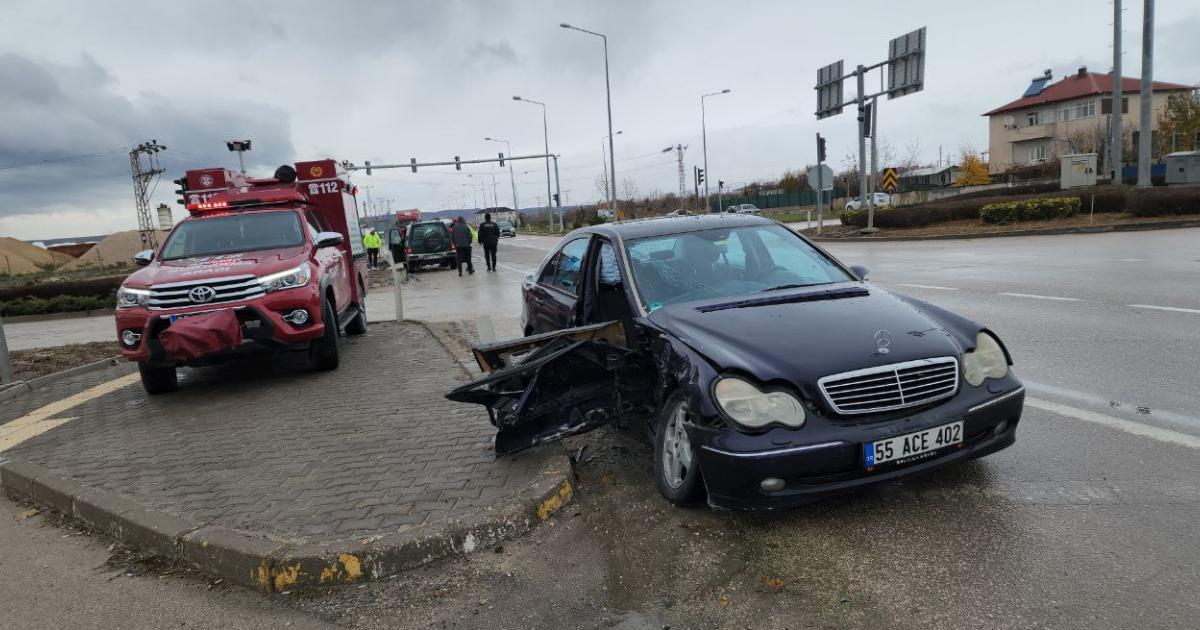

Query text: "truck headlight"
[714, 377, 806, 430]
[116, 286, 150, 308]
[963, 331, 1009, 386]
[259, 263, 311, 293]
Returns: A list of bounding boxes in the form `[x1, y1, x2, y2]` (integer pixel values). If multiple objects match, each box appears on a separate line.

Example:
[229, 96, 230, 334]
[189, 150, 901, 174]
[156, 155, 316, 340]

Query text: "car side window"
[538, 251, 561, 285]
[553, 237, 590, 294]
[597, 241, 622, 286]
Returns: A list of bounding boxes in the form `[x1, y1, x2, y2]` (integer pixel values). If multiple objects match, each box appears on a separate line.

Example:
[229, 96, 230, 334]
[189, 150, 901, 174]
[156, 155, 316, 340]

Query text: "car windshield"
[498, 221, 513, 228]
[624, 224, 854, 310]
[160, 211, 304, 260]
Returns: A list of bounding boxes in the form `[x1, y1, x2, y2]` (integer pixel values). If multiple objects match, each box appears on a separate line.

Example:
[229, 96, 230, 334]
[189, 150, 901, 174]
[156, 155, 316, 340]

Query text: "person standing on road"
[451, 216, 474, 276]
[363, 229, 382, 269]
[477, 213, 500, 272]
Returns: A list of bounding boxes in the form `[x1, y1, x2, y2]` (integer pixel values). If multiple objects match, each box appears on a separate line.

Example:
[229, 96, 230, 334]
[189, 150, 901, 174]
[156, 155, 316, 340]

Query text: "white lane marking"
[1026, 396, 1200, 451]
[0, 372, 140, 451]
[896, 283, 959, 291]
[998, 292, 1080, 302]
[1116, 258, 1145, 262]
[1129, 304, 1200, 315]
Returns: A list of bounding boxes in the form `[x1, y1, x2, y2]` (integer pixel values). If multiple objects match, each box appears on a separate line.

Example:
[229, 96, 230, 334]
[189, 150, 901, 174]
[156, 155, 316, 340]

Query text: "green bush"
[0, 275, 124, 302]
[0, 294, 114, 316]
[1126, 187, 1200, 217]
[980, 197, 1080, 224]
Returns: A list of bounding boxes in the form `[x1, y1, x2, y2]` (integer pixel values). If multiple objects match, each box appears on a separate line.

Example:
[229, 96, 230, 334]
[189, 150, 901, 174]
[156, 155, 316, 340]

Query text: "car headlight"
[116, 286, 150, 308]
[713, 377, 806, 430]
[963, 331, 1009, 386]
[259, 263, 311, 293]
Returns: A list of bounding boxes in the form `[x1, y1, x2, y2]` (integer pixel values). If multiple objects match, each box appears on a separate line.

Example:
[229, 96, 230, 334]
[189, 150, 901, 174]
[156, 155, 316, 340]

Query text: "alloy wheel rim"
[662, 405, 692, 489]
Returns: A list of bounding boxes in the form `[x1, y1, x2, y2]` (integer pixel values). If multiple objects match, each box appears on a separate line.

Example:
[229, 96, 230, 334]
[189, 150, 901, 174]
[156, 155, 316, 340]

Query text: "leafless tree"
[620, 177, 639, 202]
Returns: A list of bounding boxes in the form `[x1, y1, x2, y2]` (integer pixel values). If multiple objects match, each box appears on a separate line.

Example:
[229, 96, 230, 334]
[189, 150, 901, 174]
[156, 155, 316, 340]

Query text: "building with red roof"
[984, 66, 1192, 174]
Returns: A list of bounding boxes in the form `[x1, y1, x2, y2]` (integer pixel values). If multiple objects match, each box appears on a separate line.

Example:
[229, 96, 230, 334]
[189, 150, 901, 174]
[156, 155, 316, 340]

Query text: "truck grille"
[818, 357, 959, 415]
[148, 274, 264, 309]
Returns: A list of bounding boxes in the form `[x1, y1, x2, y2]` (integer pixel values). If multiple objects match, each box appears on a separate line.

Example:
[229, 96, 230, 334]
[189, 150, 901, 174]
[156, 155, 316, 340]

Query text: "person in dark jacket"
[451, 216, 474, 276]
[477, 213, 501, 272]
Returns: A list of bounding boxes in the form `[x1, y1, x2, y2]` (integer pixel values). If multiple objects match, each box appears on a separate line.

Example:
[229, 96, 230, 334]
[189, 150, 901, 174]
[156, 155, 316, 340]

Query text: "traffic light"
[718, 180, 725, 190]
[860, 102, 873, 137]
[364, 160, 372, 176]
[696, 167, 705, 186]
[817, 134, 827, 163]
[552, 193, 560, 205]
[454, 156, 461, 171]
[498, 153, 505, 167]
[410, 158, 417, 173]
[173, 177, 187, 205]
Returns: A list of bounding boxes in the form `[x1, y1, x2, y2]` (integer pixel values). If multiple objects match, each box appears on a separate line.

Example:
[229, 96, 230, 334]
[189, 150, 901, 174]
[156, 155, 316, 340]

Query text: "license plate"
[864, 420, 963, 467]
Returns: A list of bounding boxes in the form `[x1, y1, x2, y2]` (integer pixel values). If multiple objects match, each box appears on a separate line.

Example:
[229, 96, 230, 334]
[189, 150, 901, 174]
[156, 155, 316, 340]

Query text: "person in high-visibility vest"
[363, 229, 382, 268]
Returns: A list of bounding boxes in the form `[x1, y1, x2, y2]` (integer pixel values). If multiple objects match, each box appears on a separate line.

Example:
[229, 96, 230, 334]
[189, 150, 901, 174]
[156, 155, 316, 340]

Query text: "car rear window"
[160, 211, 304, 260]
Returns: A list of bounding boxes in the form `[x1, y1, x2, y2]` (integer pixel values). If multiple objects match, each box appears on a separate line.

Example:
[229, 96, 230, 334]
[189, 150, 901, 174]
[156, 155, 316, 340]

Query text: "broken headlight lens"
[714, 377, 806, 430]
[963, 331, 1008, 386]
[116, 286, 150, 308]
[259, 263, 311, 293]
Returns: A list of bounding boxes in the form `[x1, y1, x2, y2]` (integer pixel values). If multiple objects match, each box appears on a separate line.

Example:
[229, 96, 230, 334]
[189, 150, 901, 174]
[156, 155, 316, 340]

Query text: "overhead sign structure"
[887, 27, 926, 100]
[881, 168, 899, 192]
[815, 61, 844, 120]
[808, 164, 834, 191]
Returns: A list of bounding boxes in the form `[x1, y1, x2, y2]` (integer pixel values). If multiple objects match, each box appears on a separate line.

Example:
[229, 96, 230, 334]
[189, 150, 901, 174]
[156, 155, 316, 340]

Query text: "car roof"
[576, 212, 774, 241]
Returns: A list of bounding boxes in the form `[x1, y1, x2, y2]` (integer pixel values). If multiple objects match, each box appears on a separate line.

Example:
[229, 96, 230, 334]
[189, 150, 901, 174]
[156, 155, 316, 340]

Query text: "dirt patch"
[9, 341, 119, 381]
[366, 266, 394, 289]
[0, 237, 72, 276]
[59, 230, 165, 271]
[806, 212, 1197, 239]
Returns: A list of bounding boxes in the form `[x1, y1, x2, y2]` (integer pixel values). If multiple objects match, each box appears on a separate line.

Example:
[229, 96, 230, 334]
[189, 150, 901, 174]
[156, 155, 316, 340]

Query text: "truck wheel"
[138, 363, 178, 395]
[345, 282, 368, 336]
[309, 298, 340, 371]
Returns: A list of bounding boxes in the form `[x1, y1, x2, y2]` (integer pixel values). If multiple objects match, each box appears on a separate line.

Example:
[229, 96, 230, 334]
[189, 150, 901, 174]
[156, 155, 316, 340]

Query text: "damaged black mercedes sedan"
[447, 214, 1025, 509]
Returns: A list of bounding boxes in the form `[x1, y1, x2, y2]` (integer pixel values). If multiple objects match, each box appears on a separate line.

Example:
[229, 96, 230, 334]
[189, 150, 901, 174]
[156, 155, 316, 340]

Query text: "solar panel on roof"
[1023, 78, 1050, 97]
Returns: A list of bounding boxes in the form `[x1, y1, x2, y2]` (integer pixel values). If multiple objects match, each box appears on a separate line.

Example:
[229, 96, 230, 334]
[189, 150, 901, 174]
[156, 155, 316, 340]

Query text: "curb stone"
[0, 356, 123, 403]
[810, 218, 1200, 242]
[1, 310, 113, 324]
[0, 454, 575, 593]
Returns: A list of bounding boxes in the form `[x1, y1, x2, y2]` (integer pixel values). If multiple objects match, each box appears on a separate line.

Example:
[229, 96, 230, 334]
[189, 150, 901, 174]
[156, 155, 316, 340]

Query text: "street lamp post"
[700, 89, 730, 213]
[601, 131, 623, 213]
[561, 22, 617, 221]
[513, 96, 556, 230]
[484, 137, 520, 212]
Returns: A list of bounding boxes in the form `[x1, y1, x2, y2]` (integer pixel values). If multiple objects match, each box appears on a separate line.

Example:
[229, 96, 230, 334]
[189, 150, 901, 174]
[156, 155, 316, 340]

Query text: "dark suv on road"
[403, 220, 458, 271]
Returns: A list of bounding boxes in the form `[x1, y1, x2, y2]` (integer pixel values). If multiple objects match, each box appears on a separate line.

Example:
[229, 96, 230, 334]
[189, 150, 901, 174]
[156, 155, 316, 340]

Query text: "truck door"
[306, 210, 353, 313]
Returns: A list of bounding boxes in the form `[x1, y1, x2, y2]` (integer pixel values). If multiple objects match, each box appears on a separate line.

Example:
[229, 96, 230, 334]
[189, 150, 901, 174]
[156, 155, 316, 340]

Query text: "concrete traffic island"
[0, 320, 574, 592]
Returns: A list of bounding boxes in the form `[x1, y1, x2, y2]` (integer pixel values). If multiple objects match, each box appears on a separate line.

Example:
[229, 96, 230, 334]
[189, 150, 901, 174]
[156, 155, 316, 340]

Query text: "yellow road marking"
[0, 372, 139, 452]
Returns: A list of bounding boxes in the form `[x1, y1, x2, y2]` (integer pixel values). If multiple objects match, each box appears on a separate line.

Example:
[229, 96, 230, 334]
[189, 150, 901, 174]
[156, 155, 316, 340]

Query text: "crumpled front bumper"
[693, 381, 1025, 510]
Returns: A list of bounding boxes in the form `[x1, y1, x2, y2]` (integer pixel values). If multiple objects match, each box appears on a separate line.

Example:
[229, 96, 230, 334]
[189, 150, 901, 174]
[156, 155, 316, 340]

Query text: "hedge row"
[0, 275, 124, 302]
[0, 294, 114, 317]
[1126, 187, 1200, 217]
[980, 198, 1081, 224]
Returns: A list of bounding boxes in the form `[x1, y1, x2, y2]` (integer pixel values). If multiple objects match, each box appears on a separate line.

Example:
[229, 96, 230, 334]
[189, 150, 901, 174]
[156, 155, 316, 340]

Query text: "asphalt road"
[2, 226, 1198, 628]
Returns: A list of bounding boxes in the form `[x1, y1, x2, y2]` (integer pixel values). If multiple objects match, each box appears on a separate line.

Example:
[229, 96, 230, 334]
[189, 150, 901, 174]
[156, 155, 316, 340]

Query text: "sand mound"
[0, 237, 72, 275]
[59, 229, 165, 271]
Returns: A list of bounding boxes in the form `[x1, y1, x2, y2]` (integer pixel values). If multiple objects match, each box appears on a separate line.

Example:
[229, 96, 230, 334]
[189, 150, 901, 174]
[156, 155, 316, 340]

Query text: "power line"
[0, 148, 126, 172]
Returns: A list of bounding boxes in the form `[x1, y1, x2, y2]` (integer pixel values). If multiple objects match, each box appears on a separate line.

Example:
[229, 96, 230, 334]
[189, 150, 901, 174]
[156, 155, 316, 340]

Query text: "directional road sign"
[881, 167, 900, 192]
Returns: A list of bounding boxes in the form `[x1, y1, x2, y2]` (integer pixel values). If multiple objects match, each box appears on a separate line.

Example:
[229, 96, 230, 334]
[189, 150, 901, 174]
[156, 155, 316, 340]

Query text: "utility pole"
[701, 89, 731, 213]
[129, 140, 166, 251]
[856, 66, 869, 220]
[869, 95, 879, 210]
[1111, 0, 1124, 183]
[0, 313, 12, 385]
[676, 144, 686, 198]
[1137, 0, 1155, 188]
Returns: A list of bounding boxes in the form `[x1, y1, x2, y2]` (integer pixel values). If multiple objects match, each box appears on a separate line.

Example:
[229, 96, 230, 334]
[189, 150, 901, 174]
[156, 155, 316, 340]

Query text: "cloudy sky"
[1, 0, 1197, 240]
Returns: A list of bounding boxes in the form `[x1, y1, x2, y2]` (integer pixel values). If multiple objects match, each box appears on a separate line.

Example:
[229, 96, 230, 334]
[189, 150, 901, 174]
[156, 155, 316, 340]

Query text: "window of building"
[1029, 144, 1048, 162]
[1026, 110, 1043, 126]
[1101, 97, 1129, 115]
[1058, 100, 1097, 121]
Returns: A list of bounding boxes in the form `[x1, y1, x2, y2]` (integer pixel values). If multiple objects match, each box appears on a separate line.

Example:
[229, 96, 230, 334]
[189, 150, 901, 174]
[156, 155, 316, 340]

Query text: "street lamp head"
[721, 89, 731, 94]
[484, 137, 492, 141]
[559, 23, 571, 28]
[512, 96, 522, 101]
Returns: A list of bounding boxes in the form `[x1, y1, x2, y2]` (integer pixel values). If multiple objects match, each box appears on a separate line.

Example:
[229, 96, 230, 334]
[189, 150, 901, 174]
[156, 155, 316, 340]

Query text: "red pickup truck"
[115, 160, 369, 394]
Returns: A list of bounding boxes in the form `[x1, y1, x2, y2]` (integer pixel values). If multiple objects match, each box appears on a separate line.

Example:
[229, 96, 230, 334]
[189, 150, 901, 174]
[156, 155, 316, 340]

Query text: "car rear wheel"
[309, 297, 340, 371]
[345, 281, 367, 336]
[138, 362, 178, 395]
[653, 396, 705, 505]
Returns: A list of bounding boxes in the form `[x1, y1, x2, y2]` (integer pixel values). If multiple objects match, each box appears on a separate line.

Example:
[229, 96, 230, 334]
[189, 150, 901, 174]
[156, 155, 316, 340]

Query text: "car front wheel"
[309, 297, 340, 371]
[138, 362, 178, 395]
[653, 395, 705, 505]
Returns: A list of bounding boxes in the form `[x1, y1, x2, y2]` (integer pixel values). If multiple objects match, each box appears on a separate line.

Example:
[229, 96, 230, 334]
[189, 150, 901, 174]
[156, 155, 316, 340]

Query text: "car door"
[445, 321, 628, 455]
[530, 236, 591, 334]
[307, 210, 351, 313]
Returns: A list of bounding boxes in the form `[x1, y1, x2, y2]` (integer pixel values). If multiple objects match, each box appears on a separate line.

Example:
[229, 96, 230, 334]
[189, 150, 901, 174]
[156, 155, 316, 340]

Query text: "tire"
[652, 395, 705, 505]
[138, 362, 178, 395]
[308, 297, 340, 371]
[345, 281, 368, 336]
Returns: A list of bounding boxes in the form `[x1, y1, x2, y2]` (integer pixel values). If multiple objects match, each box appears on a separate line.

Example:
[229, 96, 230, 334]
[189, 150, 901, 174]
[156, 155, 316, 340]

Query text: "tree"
[593, 171, 611, 206]
[1156, 88, 1200, 153]
[955, 147, 990, 186]
[620, 177, 639, 202]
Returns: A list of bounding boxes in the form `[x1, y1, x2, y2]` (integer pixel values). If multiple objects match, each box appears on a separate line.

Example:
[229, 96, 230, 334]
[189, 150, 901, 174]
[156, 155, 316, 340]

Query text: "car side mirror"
[850, 265, 870, 281]
[133, 250, 154, 266]
[316, 231, 344, 248]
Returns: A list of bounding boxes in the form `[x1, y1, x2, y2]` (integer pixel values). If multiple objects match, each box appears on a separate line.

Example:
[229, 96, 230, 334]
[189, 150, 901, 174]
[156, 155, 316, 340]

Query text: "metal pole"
[1137, 0, 1155, 188]
[870, 95, 879, 210]
[540, 104, 553, 229]
[1111, 0, 1123, 183]
[506, 141, 519, 210]
[551, 155, 562, 230]
[701, 96, 709, 211]
[237, 150, 246, 174]
[0, 313, 13, 385]
[857, 65, 871, 229]
[816, 134, 825, 235]
[391, 254, 405, 322]
[603, 35, 617, 221]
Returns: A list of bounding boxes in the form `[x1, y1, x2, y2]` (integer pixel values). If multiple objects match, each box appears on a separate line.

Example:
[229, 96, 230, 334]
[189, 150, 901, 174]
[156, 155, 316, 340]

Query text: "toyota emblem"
[188, 286, 217, 303]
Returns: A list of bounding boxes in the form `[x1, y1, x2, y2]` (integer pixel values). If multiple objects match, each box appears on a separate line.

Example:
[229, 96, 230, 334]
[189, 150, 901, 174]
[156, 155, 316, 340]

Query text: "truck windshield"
[160, 211, 305, 260]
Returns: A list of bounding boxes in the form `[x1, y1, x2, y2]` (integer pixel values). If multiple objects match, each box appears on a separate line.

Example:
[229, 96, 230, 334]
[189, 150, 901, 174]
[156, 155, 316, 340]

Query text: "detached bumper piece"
[158, 309, 244, 362]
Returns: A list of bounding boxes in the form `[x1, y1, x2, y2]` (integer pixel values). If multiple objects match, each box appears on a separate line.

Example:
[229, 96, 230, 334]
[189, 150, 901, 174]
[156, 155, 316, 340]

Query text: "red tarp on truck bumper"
[158, 309, 243, 362]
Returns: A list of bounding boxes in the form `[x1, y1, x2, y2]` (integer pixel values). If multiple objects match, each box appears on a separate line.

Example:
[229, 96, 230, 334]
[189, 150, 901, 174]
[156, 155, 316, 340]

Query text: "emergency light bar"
[187, 201, 229, 211]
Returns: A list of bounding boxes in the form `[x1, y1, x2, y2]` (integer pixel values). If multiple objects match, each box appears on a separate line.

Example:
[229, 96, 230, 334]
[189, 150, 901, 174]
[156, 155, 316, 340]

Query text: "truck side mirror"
[316, 231, 344, 248]
[849, 265, 870, 281]
[133, 250, 154, 266]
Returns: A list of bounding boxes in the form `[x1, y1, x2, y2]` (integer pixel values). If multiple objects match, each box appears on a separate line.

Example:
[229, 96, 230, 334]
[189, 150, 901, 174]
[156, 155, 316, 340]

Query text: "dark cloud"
[0, 53, 294, 220]
[468, 41, 520, 70]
